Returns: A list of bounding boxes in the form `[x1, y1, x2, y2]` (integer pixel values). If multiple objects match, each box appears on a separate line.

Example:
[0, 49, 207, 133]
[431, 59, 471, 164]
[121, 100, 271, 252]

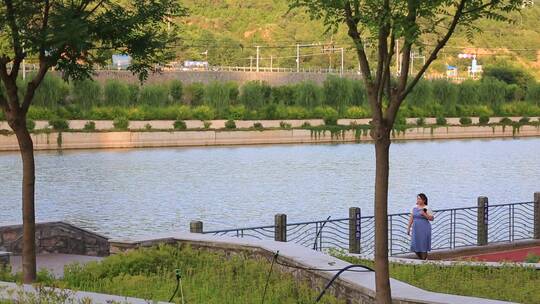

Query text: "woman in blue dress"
[407, 193, 434, 260]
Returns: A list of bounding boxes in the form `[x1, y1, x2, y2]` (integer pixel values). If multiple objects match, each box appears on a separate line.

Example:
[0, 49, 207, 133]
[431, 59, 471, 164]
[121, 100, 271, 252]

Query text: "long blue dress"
[410, 207, 432, 252]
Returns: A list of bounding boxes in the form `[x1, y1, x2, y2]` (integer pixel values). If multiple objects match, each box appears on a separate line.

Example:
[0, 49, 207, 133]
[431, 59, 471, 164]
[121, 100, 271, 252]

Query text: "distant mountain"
[174, 0, 540, 78]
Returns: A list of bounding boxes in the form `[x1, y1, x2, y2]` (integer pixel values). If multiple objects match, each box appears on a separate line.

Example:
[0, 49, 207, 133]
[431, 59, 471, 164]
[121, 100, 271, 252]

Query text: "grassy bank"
[0, 245, 343, 304]
[335, 254, 539, 304]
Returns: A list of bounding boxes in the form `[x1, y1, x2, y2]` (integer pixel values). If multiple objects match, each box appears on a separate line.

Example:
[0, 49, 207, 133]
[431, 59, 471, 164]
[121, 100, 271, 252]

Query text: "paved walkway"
[10, 254, 103, 277]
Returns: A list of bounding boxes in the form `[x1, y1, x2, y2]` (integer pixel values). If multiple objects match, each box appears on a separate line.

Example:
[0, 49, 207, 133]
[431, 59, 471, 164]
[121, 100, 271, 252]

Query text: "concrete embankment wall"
[0, 125, 539, 152]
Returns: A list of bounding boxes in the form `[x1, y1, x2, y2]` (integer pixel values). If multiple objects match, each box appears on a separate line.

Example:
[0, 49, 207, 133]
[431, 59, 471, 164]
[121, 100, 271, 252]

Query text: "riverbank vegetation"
[1, 63, 539, 124]
[336, 254, 539, 304]
[0, 245, 343, 304]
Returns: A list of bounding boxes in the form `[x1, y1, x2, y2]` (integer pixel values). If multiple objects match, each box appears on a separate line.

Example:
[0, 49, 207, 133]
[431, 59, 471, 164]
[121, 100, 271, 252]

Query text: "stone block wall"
[0, 222, 109, 256]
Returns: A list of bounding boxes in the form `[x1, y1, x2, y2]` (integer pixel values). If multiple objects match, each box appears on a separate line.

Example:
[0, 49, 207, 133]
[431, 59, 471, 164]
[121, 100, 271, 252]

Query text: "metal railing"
[199, 196, 539, 256]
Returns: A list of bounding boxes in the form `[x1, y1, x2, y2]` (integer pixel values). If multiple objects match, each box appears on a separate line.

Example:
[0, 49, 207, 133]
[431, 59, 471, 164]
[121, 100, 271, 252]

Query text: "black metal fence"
[198, 195, 540, 256]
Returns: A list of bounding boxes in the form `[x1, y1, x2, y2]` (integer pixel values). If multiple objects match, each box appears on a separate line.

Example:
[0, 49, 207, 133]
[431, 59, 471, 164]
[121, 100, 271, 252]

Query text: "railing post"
[275, 214, 287, 242]
[477, 196, 488, 246]
[349, 207, 361, 254]
[534, 192, 540, 239]
[190, 221, 203, 233]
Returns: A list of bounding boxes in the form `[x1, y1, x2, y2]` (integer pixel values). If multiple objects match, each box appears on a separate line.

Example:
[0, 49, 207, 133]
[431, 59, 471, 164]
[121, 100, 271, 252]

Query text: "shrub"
[169, 80, 183, 103]
[458, 80, 480, 105]
[322, 107, 339, 125]
[285, 106, 309, 119]
[139, 84, 169, 106]
[183, 82, 205, 106]
[26, 119, 36, 131]
[113, 117, 129, 130]
[144, 123, 152, 130]
[239, 81, 272, 110]
[525, 253, 540, 263]
[478, 115, 490, 125]
[519, 116, 530, 124]
[84, 121, 96, 131]
[323, 75, 353, 113]
[526, 82, 540, 106]
[301, 121, 311, 128]
[173, 120, 187, 130]
[345, 106, 369, 119]
[192, 105, 215, 120]
[459, 117, 472, 125]
[204, 82, 235, 115]
[176, 105, 192, 120]
[27, 106, 56, 120]
[271, 85, 295, 105]
[104, 79, 130, 106]
[483, 62, 533, 89]
[436, 116, 447, 126]
[500, 117, 512, 125]
[253, 122, 263, 129]
[416, 117, 425, 126]
[32, 74, 70, 108]
[432, 79, 458, 107]
[71, 79, 102, 108]
[478, 77, 507, 106]
[293, 81, 323, 109]
[351, 80, 368, 106]
[127, 84, 139, 104]
[48, 118, 69, 130]
[227, 105, 246, 120]
[279, 121, 292, 129]
[224, 119, 236, 129]
[203, 121, 212, 129]
[405, 79, 433, 107]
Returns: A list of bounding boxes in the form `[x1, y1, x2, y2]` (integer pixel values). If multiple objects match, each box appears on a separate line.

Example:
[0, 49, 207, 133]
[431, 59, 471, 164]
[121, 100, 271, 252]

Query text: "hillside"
[174, 0, 540, 78]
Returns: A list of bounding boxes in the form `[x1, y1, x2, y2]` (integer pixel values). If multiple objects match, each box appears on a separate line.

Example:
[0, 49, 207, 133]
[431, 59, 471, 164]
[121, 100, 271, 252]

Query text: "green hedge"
[7, 74, 540, 121]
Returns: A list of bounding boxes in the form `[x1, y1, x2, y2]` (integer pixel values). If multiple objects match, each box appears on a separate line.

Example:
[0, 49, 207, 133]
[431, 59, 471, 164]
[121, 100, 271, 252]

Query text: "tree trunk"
[11, 117, 37, 283]
[373, 125, 392, 303]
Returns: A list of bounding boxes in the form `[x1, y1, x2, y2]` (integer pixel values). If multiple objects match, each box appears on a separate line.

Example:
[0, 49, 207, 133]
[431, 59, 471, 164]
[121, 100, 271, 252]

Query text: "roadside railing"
[194, 193, 540, 256]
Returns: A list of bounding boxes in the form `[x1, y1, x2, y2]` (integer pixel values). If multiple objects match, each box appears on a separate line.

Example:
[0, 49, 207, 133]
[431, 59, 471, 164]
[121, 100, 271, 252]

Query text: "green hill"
[174, 0, 540, 78]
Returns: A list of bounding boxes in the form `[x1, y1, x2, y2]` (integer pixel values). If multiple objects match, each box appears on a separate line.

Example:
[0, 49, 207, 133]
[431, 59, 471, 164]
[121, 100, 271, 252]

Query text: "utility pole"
[340, 47, 344, 76]
[256, 46, 260, 72]
[296, 44, 300, 72]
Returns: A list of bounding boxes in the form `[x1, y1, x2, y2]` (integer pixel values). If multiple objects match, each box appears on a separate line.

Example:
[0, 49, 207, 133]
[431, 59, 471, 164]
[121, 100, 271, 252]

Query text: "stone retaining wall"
[0, 222, 109, 256]
[0, 124, 539, 151]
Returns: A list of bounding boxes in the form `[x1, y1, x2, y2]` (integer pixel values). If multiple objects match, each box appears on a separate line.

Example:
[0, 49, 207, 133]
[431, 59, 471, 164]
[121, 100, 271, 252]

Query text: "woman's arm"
[422, 209, 434, 221]
[407, 212, 413, 235]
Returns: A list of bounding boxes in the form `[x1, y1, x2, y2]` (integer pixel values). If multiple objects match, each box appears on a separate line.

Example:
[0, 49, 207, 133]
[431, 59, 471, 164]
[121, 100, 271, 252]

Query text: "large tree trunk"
[373, 125, 392, 303]
[10, 117, 37, 283]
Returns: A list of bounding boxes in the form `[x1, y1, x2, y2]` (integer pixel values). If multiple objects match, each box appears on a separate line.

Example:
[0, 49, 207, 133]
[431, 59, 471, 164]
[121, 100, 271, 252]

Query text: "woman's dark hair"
[418, 193, 428, 205]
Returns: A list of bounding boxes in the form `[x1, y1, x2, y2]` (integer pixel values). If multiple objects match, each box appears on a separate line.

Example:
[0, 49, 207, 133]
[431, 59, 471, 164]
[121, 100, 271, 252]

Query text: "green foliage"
[279, 121, 292, 129]
[48, 118, 69, 130]
[26, 119, 35, 131]
[458, 80, 480, 106]
[525, 253, 540, 263]
[436, 116, 447, 126]
[144, 123, 152, 130]
[193, 105, 215, 120]
[253, 122, 263, 129]
[84, 121, 96, 131]
[173, 120, 187, 130]
[31, 75, 70, 108]
[323, 75, 353, 113]
[239, 81, 272, 110]
[345, 106, 369, 119]
[478, 115, 490, 125]
[350, 81, 368, 106]
[203, 121, 212, 129]
[294, 81, 323, 109]
[416, 117, 425, 126]
[224, 119, 236, 129]
[139, 84, 169, 106]
[500, 117, 513, 125]
[459, 117, 472, 125]
[204, 82, 237, 115]
[526, 82, 540, 105]
[519, 116, 530, 124]
[227, 104, 247, 120]
[336, 254, 540, 304]
[183, 82, 205, 106]
[113, 117, 129, 130]
[483, 63, 534, 89]
[406, 80, 433, 107]
[104, 80, 130, 106]
[58, 245, 344, 304]
[169, 80, 183, 103]
[478, 77, 507, 106]
[71, 79, 102, 108]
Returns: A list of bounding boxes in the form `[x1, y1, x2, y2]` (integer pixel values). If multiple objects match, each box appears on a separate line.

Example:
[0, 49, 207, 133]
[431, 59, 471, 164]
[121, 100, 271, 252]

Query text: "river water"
[1, 138, 539, 237]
